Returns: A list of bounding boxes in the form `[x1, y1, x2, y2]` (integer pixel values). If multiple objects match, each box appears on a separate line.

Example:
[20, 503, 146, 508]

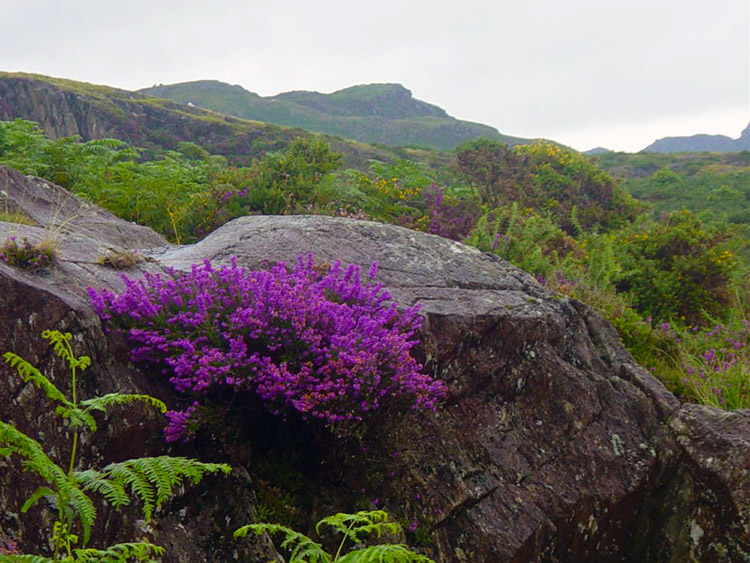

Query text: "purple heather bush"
[422, 184, 480, 241]
[89, 255, 445, 441]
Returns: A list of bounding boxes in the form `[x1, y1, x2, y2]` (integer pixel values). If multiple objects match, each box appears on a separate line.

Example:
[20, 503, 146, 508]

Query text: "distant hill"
[139, 80, 534, 150]
[584, 147, 611, 155]
[0, 72, 409, 169]
[642, 123, 750, 153]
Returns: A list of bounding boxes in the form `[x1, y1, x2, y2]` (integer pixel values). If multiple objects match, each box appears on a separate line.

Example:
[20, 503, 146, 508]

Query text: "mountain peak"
[642, 123, 750, 153]
[273, 82, 449, 119]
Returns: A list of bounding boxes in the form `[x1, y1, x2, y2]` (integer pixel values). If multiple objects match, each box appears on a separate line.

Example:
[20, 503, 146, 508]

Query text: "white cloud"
[2, 0, 747, 151]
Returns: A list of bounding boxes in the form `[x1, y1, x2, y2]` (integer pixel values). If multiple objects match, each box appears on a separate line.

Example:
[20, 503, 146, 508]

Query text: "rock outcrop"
[1, 166, 748, 561]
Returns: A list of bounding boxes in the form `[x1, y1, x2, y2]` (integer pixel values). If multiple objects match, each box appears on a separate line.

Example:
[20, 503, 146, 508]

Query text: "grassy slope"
[139, 80, 532, 150]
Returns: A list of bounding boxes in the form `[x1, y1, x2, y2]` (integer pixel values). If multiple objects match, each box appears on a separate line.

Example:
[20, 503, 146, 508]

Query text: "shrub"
[614, 211, 737, 325]
[420, 185, 480, 241]
[1, 236, 57, 270]
[88, 255, 446, 441]
[466, 203, 577, 277]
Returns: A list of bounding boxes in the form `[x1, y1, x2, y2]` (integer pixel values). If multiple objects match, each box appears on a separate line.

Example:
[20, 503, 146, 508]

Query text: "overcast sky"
[3, 0, 748, 152]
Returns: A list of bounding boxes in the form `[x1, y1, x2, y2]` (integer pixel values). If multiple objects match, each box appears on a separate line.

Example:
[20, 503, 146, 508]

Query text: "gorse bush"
[235, 510, 435, 563]
[88, 255, 446, 441]
[614, 211, 737, 325]
[0, 330, 231, 561]
[455, 138, 644, 233]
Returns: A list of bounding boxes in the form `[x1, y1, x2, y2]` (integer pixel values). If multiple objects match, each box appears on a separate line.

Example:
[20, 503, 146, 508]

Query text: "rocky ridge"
[0, 165, 747, 561]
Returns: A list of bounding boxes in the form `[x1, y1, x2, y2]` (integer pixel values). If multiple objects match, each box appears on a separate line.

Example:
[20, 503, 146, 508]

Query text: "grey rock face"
[0, 172, 747, 561]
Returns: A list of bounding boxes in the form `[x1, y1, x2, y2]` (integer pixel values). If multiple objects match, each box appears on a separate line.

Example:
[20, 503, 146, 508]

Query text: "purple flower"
[89, 254, 446, 440]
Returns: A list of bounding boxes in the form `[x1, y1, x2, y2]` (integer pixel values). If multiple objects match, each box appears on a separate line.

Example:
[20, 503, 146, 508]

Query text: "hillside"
[0, 72, 401, 169]
[642, 122, 750, 153]
[138, 80, 532, 150]
[592, 150, 750, 224]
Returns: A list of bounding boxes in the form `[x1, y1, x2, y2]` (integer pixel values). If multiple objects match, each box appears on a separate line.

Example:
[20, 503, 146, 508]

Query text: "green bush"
[614, 211, 737, 325]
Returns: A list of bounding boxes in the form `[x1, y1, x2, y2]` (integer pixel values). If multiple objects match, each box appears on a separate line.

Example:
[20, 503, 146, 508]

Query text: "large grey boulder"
[0, 168, 747, 561]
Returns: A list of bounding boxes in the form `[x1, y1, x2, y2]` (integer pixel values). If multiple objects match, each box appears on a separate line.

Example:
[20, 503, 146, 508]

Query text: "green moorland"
[0, 118, 747, 413]
[138, 80, 532, 150]
[592, 150, 750, 225]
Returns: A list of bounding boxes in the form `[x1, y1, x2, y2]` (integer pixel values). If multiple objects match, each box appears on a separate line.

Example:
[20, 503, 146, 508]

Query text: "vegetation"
[95, 248, 143, 270]
[592, 150, 750, 225]
[0, 330, 231, 560]
[88, 255, 445, 442]
[1, 104, 749, 557]
[235, 510, 435, 563]
[0, 236, 57, 270]
[1, 116, 747, 412]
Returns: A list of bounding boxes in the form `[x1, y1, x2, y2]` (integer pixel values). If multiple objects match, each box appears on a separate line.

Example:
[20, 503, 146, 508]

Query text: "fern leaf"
[69, 485, 97, 545]
[74, 469, 130, 508]
[2, 351, 73, 408]
[316, 510, 399, 544]
[56, 406, 98, 432]
[234, 523, 331, 563]
[94, 456, 230, 522]
[104, 463, 156, 520]
[0, 422, 99, 546]
[40, 330, 91, 375]
[20, 486, 56, 513]
[337, 545, 436, 563]
[81, 393, 167, 415]
[72, 541, 165, 562]
[0, 421, 70, 493]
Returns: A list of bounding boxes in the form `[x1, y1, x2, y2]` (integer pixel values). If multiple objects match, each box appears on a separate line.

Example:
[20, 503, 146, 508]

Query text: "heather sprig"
[89, 254, 445, 441]
[1, 236, 58, 270]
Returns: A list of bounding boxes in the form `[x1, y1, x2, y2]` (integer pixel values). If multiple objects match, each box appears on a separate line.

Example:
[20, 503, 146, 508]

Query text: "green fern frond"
[103, 463, 156, 520]
[20, 485, 56, 513]
[57, 406, 98, 432]
[74, 469, 129, 508]
[234, 523, 331, 563]
[69, 485, 97, 545]
[0, 421, 70, 494]
[72, 541, 165, 562]
[92, 457, 230, 521]
[337, 545, 436, 563]
[2, 352, 73, 408]
[40, 330, 91, 374]
[80, 393, 167, 415]
[317, 510, 399, 544]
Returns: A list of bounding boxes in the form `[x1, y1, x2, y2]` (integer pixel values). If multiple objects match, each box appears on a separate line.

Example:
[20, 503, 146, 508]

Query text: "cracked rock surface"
[1, 170, 748, 561]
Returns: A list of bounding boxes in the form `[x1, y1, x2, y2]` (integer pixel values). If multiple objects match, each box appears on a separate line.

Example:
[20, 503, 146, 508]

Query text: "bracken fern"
[0, 330, 232, 561]
[235, 510, 435, 563]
